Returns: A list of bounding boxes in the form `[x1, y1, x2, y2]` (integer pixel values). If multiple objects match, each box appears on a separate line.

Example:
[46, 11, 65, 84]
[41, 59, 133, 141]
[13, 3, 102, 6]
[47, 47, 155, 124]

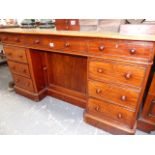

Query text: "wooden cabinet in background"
[55, 19, 80, 31]
[138, 74, 155, 132]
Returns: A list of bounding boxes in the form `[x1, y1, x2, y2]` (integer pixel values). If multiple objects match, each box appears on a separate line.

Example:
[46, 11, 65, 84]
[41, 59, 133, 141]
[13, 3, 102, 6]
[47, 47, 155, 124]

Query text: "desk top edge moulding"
[0, 26, 155, 135]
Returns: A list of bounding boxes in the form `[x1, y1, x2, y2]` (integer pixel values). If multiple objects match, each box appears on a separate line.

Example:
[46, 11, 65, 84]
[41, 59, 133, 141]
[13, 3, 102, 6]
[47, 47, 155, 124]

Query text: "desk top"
[1, 28, 155, 42]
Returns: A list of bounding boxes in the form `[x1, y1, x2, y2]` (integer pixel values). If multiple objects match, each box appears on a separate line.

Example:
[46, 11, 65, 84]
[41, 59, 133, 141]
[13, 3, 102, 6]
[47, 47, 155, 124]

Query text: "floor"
[0, 64, 154, 135]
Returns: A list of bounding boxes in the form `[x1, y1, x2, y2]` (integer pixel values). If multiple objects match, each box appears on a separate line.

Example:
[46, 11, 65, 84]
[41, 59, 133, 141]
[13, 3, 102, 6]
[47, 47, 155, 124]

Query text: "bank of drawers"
[4, 45, 34, 92]
[87, 58, 147, 128]
[0, 34, 154, 62]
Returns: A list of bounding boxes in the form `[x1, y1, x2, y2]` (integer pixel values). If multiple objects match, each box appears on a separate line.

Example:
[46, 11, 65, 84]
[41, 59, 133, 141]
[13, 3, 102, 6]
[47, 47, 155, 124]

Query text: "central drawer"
[89, 59, 146, 88]
[25, 35, 87, 52]
[88, 80, 140, 110]
[87, 98, 135, 128]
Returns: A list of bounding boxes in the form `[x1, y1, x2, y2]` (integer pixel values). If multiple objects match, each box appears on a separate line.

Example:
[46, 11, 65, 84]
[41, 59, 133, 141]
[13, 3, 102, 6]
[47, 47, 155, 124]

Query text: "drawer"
[87, 98, 135, 127]
[88, 39, 154, 61]
[89, 59, 146, 87]
[63, 38, 87, 52]
[1, 34, 25, 45]
[89, 38, 118, 49]
[7, 61, 30, 78]
[26, 35, 66, 51]
[26, 36, 87, 52]
[13, 74, 34, 92]
[87, 98, 135, 128]
[88, 80, 140, 110]
[4, 45, 27, 63]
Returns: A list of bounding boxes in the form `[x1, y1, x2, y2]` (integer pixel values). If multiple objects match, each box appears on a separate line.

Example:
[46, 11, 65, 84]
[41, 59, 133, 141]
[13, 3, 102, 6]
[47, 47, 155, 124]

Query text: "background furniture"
[138, 73, 155, 132]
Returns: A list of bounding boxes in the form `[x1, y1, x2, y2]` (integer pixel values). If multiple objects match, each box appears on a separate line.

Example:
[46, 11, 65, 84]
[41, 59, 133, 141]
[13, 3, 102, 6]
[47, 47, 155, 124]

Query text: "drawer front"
[4, 46, 27, 63]
[89, 59, 146, 87]
[26, 36, 87, 52]
[88, 80, 140, 110]
[13, 74, 34, 92]
[8, 61, 30, 78]
[63, 38, 87, 52]
[26, 35, 66, 51]
[87, 98, 135, 127]
[1, 34, 26, 45]
[88, 39, 154, 61]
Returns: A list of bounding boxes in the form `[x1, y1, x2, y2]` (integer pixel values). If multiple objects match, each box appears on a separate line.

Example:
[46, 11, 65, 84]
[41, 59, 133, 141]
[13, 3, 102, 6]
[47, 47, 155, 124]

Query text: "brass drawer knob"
[34, 40, 40, 44]
[95, 106, 100, 112]
[129, 48, 136, 54]
[120, 95, 127, 101]
[96, 88, 102, 94]
[65, 42, 70, 47]
[99, 45, 105, 51]
[97, 68, 103, 73]
[117, 113, 122, 119]
[124, 73, 132, 79]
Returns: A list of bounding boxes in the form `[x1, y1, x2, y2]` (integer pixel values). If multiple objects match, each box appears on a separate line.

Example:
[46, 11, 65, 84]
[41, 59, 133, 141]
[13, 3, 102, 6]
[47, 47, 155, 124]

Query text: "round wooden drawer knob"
[15, 38, 20, 42]
[12, 66, 16, 70]
[23, 69, 27, 73]
[99, 45, 105, 51]
[117, 113, 122, 119]
[19, 55, 23, 58]
[95, 106, 100, 112]
[65, 42, 70, 47]
[97, 68, 103, 73]
[124, 73, 132, 79]
[120, 95, 127, 101]
[16, 79, 20, 83]
[129, 48, 136, 54]
[66, 26, 69, 30]
[3, 37, 8, 41]
[8, 53, 12, 56]
[96, 88, 102, 94]
[34, 40, 40, 44]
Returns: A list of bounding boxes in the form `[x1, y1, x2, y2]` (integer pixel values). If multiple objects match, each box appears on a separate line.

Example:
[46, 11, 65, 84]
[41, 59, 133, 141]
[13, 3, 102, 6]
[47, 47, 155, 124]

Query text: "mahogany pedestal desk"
[0, 29, 155, 134]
